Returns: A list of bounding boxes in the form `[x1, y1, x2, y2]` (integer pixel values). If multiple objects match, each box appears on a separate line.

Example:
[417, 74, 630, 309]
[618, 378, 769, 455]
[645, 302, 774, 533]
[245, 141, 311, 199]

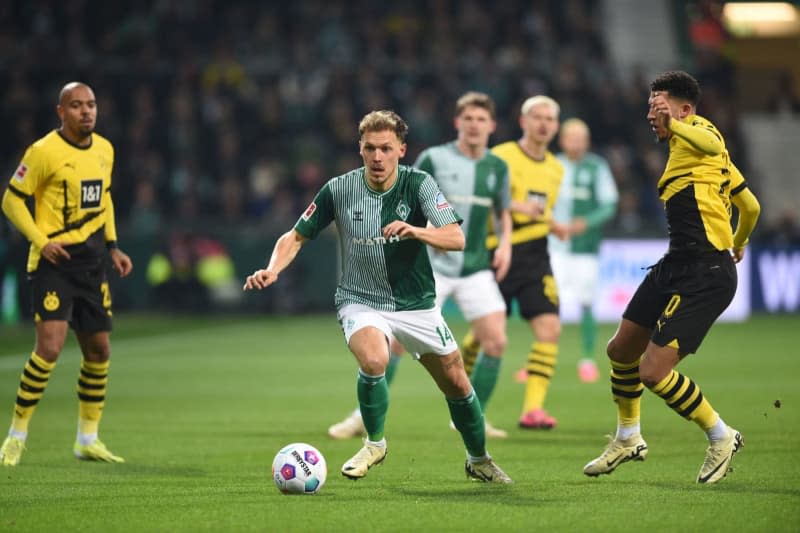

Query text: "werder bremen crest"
[43, 291, 60, 311]
[396, 200, 410, 221]
[486, 171, 496, 191]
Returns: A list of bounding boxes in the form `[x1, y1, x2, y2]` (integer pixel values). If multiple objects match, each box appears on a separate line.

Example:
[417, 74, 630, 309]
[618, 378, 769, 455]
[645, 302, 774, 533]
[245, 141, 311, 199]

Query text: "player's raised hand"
[649, 93, 672, 129]
[243, 269, 278, 290]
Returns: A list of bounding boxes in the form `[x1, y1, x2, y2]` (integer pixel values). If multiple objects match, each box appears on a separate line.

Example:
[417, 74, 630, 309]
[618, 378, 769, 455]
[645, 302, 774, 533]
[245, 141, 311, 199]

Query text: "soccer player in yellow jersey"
[583, 71, 760, 483]
[0, 82, 132, 466]
[464, 95, 568, 429]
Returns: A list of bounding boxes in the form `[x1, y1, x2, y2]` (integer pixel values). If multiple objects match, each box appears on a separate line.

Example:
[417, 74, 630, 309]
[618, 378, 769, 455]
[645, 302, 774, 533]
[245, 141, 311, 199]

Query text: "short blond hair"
[560, 118, 589, 135]
[520, 95, 560, 117]
[455, 91, 496, 119]
[358, 110, 409, 143]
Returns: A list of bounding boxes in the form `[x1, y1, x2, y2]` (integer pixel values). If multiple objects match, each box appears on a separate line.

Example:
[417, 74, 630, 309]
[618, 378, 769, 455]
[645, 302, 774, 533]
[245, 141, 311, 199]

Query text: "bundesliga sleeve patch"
[435, 191, 450, 211]
[13, 163, 28, 182]
[301, 201, 317, 221]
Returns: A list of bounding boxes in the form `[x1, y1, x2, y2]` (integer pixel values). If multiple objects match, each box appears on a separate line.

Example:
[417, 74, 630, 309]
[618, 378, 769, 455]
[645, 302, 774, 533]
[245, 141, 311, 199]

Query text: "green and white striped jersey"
[550, 152, 618, 255]
[415, 142, 510, 277]
[294, 165, 462, 312]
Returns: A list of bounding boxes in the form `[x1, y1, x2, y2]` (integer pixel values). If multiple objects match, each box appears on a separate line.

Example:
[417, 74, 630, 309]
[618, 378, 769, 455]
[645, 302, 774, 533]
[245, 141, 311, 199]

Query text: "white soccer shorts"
[337, 304, 458, 357]
[434, 269, 506, 322]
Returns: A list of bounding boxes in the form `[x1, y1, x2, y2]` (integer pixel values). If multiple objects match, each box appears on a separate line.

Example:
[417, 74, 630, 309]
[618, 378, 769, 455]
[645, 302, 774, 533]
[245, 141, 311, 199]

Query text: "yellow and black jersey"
[3, 130, 117, 271]
[658, 114, 748, 253]
[488, 141, 563, 248]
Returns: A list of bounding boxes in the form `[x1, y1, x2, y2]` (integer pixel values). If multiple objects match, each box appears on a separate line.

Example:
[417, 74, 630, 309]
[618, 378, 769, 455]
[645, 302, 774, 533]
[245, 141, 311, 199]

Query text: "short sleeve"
[414, 150, 434, 175]
[294, 181, 335, 239]
[418, 174, 461, 228]
[596, 159, 619, 204]
[495, 160, 511, 212]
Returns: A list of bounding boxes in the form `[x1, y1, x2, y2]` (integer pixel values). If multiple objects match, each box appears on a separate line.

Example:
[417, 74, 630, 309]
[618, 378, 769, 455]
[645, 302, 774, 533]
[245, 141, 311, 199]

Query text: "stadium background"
[1, 0, 798, 319]
[0, 3, 798, 530]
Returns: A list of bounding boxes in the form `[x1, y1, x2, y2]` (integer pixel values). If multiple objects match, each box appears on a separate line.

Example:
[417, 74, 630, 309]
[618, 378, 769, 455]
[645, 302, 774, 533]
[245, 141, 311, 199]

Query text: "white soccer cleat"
[697, 427, 743, 484]
[583, 434, 648, 476]
[465, 457, 513, 484]
[328, 412, 366, 440]
[341, 440, 387, 479]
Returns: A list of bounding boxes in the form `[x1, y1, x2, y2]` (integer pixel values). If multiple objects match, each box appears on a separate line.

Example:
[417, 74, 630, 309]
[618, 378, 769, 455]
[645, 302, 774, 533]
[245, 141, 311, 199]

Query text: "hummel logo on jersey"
[396, 201, 410, 221]
[353, 210, 363, 221]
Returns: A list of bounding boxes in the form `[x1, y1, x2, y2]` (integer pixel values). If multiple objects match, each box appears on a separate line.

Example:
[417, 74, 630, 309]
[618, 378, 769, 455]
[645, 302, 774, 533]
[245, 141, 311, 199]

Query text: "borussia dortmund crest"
[43, 291, 60, 312]
[396, 200, 410, 221]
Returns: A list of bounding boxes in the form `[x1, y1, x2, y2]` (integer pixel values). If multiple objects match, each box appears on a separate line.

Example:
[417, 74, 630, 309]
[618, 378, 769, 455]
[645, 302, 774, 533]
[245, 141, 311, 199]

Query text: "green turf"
[1, 313, 798, 532]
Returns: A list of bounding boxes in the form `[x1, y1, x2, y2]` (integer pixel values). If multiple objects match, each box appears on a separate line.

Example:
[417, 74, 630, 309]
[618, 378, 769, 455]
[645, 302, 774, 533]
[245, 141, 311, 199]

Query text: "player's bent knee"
[481, 336, 506, 357]
[606, 336, 634, 363]
[359, 358, 387, 376]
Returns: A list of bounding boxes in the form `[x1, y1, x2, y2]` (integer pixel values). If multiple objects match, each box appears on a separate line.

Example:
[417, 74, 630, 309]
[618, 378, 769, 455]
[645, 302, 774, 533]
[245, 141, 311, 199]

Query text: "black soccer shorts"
[623, 250, 737, 354]
[497, 239, 559, 320]
[29, 259, 113, 333]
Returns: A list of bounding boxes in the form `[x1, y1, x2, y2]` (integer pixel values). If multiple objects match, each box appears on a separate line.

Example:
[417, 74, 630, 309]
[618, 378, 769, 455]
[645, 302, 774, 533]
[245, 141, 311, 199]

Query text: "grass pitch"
[1, 313, 798, 532]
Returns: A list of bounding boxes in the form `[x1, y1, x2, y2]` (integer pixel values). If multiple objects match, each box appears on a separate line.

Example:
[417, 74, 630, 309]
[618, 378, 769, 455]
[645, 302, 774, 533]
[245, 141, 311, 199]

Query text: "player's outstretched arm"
[243, 229, 307, 290]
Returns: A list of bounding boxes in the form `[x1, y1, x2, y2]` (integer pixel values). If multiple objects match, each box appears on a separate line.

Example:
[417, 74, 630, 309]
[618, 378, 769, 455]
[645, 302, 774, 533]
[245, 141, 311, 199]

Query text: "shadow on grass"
[324, 481, 561, 507]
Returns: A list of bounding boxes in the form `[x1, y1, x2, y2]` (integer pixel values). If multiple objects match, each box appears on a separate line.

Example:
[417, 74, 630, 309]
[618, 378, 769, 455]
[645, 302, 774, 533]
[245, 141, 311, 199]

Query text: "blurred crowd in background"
[4, 0, 796, 240]
[1, 0, 799, 318]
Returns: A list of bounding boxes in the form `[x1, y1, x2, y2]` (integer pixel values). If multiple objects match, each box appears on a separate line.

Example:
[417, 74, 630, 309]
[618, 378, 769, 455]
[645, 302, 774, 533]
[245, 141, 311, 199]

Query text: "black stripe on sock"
[78, 393, 106, 402]
[27, 359, 51, 375]
[23, 368, 49, 383]
[20, 382, 45, 394]
[668, 381, 697, 410]
[662, 373, 685, 399]
[611, 376, 641, 386]
[16, 396, 39, 407]
[678, 392, 705, 418]
[78, 379, 107, 390]
[80, 369, 107, 380]
[612, 387, 644, 399]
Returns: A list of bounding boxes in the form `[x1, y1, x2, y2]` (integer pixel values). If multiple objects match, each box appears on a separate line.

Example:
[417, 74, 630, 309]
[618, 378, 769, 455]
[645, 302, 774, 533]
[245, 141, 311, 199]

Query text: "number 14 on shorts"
[435, 324, 454, 346]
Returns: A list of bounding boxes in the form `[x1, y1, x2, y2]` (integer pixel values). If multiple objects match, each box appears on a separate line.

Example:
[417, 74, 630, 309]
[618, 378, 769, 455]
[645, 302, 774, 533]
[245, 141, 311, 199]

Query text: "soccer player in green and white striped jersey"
[549, 119, 619, 383]
[328, 92, 514, 440]
[244, 110, 512, 484]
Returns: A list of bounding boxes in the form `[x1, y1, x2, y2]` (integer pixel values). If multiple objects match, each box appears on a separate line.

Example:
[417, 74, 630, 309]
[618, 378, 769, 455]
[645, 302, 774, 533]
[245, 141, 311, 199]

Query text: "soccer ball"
[271, 442, 327, 495]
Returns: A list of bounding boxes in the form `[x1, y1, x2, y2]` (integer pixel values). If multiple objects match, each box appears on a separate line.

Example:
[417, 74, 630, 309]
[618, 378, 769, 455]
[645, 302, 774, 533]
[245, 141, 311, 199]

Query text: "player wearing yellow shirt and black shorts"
[0, 82, 133, 466]
[463, 95, 568, 430]
[583, 71, 760, 484]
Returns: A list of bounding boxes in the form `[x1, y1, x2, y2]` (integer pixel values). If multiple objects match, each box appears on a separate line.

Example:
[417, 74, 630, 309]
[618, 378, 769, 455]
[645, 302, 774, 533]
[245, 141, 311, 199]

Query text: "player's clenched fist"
[243, 269, 278, 290]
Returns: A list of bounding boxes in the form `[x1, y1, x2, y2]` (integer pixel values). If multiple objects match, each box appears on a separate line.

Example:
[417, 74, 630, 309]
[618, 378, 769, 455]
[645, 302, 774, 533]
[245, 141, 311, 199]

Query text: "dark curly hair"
[650, 71, 701, 107]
